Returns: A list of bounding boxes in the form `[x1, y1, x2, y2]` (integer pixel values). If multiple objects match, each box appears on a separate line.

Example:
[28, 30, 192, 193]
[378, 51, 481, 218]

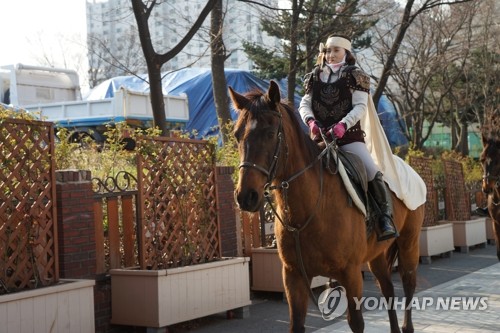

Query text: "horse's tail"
[386, 241, 399, 273]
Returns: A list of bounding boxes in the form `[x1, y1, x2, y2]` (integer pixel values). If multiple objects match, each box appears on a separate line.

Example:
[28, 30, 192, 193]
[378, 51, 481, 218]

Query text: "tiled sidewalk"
[314, 263, 500, 332]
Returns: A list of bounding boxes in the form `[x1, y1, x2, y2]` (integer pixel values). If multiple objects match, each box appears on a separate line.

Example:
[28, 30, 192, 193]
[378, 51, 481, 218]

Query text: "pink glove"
[307, 118, 321, 137]
[328, 122, 347, 139]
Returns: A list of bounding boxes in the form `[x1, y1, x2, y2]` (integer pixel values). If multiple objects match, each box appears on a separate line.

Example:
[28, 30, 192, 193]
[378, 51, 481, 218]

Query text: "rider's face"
[325, 46, 346, 64]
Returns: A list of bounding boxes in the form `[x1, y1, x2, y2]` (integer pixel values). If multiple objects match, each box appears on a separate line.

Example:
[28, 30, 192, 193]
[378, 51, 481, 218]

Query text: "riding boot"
[368, 171, 399, 241]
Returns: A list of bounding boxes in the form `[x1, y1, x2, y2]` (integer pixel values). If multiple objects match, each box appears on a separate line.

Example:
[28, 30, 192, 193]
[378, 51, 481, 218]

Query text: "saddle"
[321, 143, 377, 236]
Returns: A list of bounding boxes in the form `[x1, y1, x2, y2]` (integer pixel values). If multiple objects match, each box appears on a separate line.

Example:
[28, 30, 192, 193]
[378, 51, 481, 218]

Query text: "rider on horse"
[299, 35, 398, 241]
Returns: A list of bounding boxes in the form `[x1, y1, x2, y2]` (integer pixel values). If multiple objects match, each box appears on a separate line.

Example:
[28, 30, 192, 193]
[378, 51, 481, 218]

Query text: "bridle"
[483, 174, 500, 189]
[483, 173, 500, 206]
[238, 109, 331, 232]
[239, 110, 285, 185]
[481, 141, 500, 205]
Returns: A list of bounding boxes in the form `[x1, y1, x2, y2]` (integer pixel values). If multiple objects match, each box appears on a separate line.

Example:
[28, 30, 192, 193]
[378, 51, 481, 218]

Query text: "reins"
[239, 108, 339, 304]
[483, 174, 500, 206]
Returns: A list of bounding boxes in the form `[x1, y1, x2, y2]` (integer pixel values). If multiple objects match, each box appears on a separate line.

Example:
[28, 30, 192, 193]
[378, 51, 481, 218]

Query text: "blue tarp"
[377, 95, 408, 147]
[85, 68, 407, 147]
[85, 68, 302, 138]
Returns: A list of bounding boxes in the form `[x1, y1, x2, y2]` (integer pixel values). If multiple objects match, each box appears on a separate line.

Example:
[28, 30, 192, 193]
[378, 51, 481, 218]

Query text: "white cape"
[361, 96, 426, 210]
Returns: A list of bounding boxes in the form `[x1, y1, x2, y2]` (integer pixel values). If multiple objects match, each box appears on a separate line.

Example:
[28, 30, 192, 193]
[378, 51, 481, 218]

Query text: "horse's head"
[480, 134, 500, 195]
[228, 81, 287, 212]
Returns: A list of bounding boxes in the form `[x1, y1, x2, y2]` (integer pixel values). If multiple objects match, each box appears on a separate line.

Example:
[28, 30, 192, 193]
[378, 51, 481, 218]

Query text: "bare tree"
[372, 0, 475, 108]
[87, 28, 147, 88]
[447, 0, 499, 154]
[29, 31, 89, 88]
[131, 0, 217, 135]
[210, 0, 232, 145]
[243, 0, 376, 106]
[370, 0, 490, 152]
[461, 0, 499, 128]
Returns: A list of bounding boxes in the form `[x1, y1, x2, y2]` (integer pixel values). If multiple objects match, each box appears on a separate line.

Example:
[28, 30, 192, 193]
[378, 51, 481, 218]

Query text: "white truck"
[1, 64, 190, 144]
[0, 63, 81, 106]
[23, 87, 190, 144]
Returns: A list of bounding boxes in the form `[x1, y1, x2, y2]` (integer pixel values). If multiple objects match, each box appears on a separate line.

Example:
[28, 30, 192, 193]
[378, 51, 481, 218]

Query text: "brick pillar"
[56, 169, 96, 279]
[216, 166, 242, 257]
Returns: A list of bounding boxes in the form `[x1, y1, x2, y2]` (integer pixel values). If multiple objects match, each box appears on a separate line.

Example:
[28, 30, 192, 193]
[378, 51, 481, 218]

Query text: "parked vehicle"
[0, 63, 81, 106]
[2, 64, 189, 145]
[23, 87, 190, 144]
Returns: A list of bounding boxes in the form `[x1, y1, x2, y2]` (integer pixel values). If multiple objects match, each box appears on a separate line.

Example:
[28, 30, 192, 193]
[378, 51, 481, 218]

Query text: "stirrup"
[377, 229, 398, 241]
[377, 216, 398, 241]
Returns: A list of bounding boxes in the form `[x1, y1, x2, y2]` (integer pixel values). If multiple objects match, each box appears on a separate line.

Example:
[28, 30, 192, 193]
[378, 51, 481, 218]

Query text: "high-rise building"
[86, 0, 280, 82]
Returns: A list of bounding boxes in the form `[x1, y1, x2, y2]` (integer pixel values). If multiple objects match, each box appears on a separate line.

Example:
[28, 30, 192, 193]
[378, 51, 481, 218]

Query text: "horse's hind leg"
[392, 233, 421, 333]
[283, 267, 309, 333]
[369, 254, 400, 333]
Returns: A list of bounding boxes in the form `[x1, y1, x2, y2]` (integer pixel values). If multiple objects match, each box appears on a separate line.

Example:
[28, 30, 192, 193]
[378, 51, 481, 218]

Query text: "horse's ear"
[228, 86, 249, 111]
[267, 80, 281, 106]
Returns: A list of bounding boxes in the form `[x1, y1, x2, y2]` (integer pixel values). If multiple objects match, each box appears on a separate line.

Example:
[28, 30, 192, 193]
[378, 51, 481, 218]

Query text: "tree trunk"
[457, 120, 469, 155]
[147, 65, 167, 135]
[287, 0, 303, 106]
[373, 0, 415, 109]
[131, 0, 168, 135]
[210, 0, 232, 145]
[131, 0, 217, 136]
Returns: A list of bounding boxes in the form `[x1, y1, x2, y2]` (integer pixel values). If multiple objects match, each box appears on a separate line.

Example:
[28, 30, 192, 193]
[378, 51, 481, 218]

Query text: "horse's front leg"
[337, 266, 365, 333]
[283, 266, 310, 333]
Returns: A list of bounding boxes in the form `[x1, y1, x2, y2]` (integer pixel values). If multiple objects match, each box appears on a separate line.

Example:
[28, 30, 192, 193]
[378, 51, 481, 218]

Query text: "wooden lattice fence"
[442, 158, 471, 221]
[136, 136, 220, 270]
[0, 118, 58, 294]
[410, 156, 439, 226]
[241, 200, 276, 255]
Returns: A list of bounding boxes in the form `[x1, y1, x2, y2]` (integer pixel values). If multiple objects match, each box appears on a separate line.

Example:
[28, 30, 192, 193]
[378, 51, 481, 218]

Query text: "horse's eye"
[266, 129, 276, 139]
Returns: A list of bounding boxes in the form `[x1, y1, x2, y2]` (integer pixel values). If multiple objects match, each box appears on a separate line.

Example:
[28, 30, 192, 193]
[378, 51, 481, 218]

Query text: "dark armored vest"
[304, 65, 370, 146]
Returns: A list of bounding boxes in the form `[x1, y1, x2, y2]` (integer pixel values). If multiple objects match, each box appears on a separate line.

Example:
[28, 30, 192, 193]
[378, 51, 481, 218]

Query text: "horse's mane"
[241, 89, 321, 160]
[278, 101, 321, 159]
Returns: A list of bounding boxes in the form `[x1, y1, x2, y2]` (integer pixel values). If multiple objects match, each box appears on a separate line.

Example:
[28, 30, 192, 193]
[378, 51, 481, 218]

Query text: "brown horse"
[229, 81, 425, 333]
[480, 134, 500, 260]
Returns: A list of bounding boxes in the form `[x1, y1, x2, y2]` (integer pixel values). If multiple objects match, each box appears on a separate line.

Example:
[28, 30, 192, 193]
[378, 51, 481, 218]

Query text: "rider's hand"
[328, 122, 347, 139]
[307, 118, 322, 137]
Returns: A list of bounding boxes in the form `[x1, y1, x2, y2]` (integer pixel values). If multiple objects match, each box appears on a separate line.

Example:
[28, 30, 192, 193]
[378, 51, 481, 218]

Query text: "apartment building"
[86, 0, 280, 79]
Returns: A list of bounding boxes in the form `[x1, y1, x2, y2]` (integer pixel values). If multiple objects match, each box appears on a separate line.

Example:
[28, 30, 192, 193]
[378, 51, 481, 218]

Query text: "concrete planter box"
[0, 279, 95, 333]
[110, 257, 251, 328]
[251, 247, 329, 292]
[440, 218, 487, 252]
[419, 222, 455, 264]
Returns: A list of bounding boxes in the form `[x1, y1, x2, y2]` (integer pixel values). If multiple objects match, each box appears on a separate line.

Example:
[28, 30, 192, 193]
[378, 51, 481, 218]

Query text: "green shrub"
[54, 123, 141, 179]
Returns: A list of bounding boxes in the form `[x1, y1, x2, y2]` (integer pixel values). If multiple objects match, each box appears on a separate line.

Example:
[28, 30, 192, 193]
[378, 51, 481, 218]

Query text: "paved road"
[167, 244, 499, 333]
